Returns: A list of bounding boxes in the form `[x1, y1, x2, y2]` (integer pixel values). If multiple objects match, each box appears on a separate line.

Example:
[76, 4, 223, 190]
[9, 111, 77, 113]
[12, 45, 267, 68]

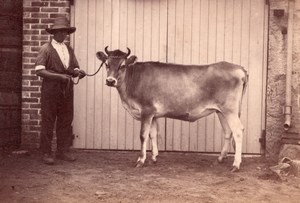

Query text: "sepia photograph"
[1, 0, 300, 202]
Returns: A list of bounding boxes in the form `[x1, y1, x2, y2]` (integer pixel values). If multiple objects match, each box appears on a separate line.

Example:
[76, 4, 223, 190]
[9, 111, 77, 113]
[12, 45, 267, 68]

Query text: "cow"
[96, 47, 248, 172]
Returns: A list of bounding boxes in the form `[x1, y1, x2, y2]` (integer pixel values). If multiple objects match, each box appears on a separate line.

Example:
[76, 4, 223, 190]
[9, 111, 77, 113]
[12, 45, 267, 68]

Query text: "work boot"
[42, 153, 54, 165]
[56, 152, 76, 162]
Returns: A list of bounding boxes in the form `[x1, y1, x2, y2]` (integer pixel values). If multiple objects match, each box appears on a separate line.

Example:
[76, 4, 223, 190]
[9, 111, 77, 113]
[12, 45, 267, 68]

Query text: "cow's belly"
[184, 108, 217, 121]
[163, 109, 216, 122]
[155, 102, 219, 122]
[121, 99, 219, 122]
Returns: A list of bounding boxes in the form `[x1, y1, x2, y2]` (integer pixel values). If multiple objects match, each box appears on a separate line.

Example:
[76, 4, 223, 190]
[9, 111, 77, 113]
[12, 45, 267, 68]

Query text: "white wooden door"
[71, 0, 268, 154]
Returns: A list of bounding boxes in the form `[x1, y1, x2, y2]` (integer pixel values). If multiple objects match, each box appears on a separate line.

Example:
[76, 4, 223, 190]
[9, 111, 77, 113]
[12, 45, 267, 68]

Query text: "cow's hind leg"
[217, 112, 232, 163]
[223, 113, 244, 172]
[135, 115, 153, 167]
[149, 118, 159, 163]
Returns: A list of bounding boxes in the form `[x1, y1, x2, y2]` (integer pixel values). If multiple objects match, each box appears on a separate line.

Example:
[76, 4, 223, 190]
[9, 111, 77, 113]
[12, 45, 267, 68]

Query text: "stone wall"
[267, 0, 300, 160]
[22, 0, 71, 148]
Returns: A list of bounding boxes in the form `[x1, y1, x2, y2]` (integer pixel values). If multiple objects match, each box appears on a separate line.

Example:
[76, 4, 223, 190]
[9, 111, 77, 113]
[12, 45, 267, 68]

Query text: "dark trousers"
[40, 83, 74, 154]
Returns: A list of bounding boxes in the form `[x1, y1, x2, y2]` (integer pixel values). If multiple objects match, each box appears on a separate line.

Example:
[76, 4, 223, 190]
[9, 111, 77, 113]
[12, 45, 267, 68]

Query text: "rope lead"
[72, 62, 105, 85]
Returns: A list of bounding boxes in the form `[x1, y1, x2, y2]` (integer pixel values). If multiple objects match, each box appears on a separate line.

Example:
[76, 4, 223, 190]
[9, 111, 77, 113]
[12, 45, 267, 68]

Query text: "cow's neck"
[116, 81, 142, 120]
[116, 82, 129, 102]
[117, 67, 134, 101]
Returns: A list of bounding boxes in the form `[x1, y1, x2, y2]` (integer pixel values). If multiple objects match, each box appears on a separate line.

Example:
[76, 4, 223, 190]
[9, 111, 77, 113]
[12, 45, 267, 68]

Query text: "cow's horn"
[126, 47, 131, 58]
[104, 46, 112, 55]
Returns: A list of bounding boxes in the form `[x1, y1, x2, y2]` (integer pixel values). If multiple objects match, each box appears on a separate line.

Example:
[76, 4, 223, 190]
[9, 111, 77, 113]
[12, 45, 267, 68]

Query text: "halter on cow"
[96, 47, 248, 172]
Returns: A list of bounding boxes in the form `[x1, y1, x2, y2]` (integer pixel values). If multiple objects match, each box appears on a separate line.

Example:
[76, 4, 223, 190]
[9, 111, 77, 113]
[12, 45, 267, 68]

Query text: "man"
[35, 17, 86, 165]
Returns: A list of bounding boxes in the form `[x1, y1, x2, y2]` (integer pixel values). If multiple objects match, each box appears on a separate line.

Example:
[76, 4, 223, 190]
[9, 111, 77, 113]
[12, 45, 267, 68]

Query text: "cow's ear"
[125, 55, 137, 67]
[96, 51, 107, 62]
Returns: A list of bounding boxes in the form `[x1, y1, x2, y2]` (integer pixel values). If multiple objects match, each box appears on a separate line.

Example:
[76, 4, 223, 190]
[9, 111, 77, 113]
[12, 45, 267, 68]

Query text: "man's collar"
[52, 39, 65, 45]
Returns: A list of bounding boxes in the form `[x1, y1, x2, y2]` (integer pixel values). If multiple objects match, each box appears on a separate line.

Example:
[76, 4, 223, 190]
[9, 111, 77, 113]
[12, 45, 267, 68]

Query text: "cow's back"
[124, 61, 246, 100]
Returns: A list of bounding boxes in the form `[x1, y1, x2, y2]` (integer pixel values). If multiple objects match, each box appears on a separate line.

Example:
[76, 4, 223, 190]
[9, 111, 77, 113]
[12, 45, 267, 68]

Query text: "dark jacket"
[35, 42, 79, 97]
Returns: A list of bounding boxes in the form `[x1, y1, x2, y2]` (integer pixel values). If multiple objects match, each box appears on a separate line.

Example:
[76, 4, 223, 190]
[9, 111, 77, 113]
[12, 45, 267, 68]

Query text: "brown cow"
[96, 47, 248, 172]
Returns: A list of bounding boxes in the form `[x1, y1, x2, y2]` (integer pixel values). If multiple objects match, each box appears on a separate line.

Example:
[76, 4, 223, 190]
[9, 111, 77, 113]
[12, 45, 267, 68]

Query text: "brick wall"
[22, 0, 71, 148]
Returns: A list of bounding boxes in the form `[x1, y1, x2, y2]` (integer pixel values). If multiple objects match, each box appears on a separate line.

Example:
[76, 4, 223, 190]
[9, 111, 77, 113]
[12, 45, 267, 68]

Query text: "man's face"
[53, 29, 68, 43]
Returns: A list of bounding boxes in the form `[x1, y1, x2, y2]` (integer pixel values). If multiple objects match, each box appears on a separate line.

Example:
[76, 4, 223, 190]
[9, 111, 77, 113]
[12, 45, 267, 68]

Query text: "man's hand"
[72, 69, 86, 79]
[78, 70, 86, 79]
[60, 74, 72, 83]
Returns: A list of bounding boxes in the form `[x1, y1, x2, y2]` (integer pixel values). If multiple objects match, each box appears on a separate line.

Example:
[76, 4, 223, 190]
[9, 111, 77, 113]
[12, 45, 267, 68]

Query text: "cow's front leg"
[135, 115, 153, 167]
[149, 118, 159, 163]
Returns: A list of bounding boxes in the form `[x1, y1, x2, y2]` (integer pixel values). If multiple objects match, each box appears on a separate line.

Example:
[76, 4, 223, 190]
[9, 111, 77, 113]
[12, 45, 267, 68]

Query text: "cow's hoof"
[151, 158, 157, 164]
[217, 156, 227, 163]
[135, 161, 144, 168]
[217, 157, 223, 163]
[230, 166, 240, 173]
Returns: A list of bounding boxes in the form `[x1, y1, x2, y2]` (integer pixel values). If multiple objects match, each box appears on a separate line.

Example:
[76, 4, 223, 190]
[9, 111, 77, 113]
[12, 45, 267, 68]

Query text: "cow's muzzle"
[106, 77, 117, 87]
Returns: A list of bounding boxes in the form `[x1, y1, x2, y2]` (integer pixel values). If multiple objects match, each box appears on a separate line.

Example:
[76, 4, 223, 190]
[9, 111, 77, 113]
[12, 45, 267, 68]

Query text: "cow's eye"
[119, 65, 126, 70]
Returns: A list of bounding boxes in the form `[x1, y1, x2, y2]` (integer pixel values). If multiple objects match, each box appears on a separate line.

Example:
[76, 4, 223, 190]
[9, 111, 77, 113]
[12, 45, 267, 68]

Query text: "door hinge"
[259, 129, 266, 149]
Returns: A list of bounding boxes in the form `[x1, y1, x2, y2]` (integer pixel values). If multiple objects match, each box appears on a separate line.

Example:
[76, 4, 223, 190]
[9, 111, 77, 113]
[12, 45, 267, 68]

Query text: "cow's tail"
[238, 67, 248, 118]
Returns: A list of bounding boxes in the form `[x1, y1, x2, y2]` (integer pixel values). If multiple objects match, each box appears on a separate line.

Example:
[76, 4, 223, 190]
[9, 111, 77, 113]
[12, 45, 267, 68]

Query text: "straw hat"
[45, 17, 76, 34]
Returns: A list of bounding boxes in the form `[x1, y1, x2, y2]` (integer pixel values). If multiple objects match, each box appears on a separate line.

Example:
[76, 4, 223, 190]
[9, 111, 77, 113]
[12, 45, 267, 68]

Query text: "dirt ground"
[1, 150, 300, 203]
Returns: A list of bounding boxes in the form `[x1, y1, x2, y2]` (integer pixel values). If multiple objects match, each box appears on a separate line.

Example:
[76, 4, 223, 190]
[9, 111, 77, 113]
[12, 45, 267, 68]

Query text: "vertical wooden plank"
[213, 0, 225, 152]
[153, 0, 167, 151]
[247, 0, 264, 153]
[70, 2, 75, 46]
[86, 0, 97, 148]
[117, 0, 128, 150]
[232, 0, 243, 152]
[181, 0, 192, 151]
[173, 0, 184, 151]
[206, 0, 217, 152]
[143, 0, 152, 61]
[133, 0, 144, 150]
[94, 0, 105, 149]
[232, 0, 242, 65]
[110, 0, 121, 149]
[159, 0, 168, 63]
[240, 0, 251, 153]
[198, 0, 208, 152]
[215, 0, 225, 63]
[102, 0, 113, 149]
[151, 0, 159, 62]
[189, 0, 201, 152]
[232, 0, 244, 153]
[73, 0, 88, 148]
[159, 0, 168, 151]
[144, 0, 152, 151]
[261, 2, 268, 154]
[125, 0, 136, 150]
[224, 0, 234, 153]
[224, 0, 233, 62]
[166, 0, 176, 151]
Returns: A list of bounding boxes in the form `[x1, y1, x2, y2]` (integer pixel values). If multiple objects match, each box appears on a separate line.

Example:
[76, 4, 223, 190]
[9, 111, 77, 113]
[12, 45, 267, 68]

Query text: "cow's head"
[96, 46, 137, 87]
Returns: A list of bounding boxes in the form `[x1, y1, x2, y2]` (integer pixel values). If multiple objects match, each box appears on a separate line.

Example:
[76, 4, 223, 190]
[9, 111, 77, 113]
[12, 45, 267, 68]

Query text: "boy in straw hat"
[35, 17, 86, 165]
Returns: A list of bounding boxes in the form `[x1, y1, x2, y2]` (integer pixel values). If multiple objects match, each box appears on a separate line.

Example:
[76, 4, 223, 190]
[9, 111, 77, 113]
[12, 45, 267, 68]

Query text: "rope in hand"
[72, 62, 105, 85]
